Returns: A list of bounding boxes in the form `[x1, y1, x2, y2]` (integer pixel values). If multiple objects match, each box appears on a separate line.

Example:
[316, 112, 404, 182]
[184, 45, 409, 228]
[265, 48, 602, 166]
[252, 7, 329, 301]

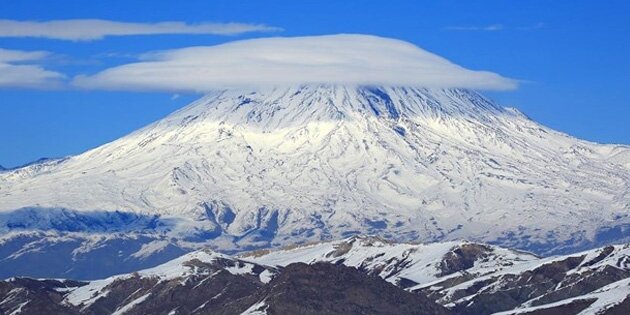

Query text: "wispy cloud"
[517, 22, 545, 31]
[0, 48, 64, 88]
[72, 34, 517, 92]
[445, 24, 504, 31]
[446, 22, 545, 32]
[0, 19, 282, 41]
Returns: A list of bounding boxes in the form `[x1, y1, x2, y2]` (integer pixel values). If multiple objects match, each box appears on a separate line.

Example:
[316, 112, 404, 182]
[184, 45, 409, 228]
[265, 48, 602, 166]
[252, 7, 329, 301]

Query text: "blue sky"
[0, 0, 628, 168]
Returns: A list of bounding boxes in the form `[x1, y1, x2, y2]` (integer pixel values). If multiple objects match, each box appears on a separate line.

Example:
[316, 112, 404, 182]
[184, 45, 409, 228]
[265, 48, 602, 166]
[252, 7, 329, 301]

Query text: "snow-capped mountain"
[0, 85, 628, 267]
[1, 237, 628, 314]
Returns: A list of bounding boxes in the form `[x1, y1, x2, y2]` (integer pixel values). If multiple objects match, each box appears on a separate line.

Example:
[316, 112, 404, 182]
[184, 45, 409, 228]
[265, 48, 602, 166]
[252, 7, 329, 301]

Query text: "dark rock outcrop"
[1, 241, 628, 315]
[0, 262, 449, 315]
[439, 243, 493, 276]
[0, 278, 84, 315]
[245, 262, 452, 315]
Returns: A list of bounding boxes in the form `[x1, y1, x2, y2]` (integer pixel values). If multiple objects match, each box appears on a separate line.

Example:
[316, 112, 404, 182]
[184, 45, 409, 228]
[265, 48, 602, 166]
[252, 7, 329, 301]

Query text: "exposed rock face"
[0, 239, 628, 315]
[408, 246, 629, 315]
[246, 236, 630, 315]
[605, 296, 630, 315]
[245, 262, 452, 315]
[0, 259, 448, 315]
[0, 278, 82, 315]
[85, 271, 262, 315]
[438, 243, 493, 276]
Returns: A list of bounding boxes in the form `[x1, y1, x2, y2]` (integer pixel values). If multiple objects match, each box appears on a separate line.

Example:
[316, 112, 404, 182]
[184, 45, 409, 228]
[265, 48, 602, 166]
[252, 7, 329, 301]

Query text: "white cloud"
[73, 34, 517, 92]
[0, 48, 64, 88]
[517, 22, 545, 31]
[0, 19, 282, 41]
[0, 49, 48, 62]
[447, 23, 545, 32]
[446, 24, 504, 31]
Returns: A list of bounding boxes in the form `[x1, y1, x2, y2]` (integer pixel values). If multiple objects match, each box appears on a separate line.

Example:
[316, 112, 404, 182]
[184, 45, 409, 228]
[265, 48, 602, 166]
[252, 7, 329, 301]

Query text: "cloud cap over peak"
[74, 34, 518, 92]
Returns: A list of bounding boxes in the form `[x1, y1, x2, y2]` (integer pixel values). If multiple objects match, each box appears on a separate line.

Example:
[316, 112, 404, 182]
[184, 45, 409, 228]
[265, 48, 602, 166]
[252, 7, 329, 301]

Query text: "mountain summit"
[1, 85, 628, 263]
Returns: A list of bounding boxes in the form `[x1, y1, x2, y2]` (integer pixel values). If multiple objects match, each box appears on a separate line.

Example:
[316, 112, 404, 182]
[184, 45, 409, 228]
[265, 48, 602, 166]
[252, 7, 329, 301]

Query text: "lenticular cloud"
[0, 48, 64, 88]
[73, 34, 517, 92]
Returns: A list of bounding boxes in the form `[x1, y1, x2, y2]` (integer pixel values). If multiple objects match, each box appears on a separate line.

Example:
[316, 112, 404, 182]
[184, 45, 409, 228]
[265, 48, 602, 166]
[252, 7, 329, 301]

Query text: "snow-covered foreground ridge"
[0, 85, 629, 255]
[242, 236, 630, 314]
[1, 236, 628, 314]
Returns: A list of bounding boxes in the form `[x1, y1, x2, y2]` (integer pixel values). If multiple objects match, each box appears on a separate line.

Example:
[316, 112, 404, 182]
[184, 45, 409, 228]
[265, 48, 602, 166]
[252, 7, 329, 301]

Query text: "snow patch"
[111, 292, 151, 315]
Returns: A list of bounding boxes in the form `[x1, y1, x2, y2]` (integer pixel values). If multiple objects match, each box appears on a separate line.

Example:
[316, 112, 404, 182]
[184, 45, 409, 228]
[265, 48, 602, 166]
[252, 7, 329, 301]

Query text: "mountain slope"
[1, 238, 627, 315]
[0, 249, 272, 315]
[240, 237, 630, 314]
[244, 236, 630, 314]
[0, 246, 450, 315]
[243, 236, 539, 288]
[242, 262, 452, 315]
[0, 85, 628, 260]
